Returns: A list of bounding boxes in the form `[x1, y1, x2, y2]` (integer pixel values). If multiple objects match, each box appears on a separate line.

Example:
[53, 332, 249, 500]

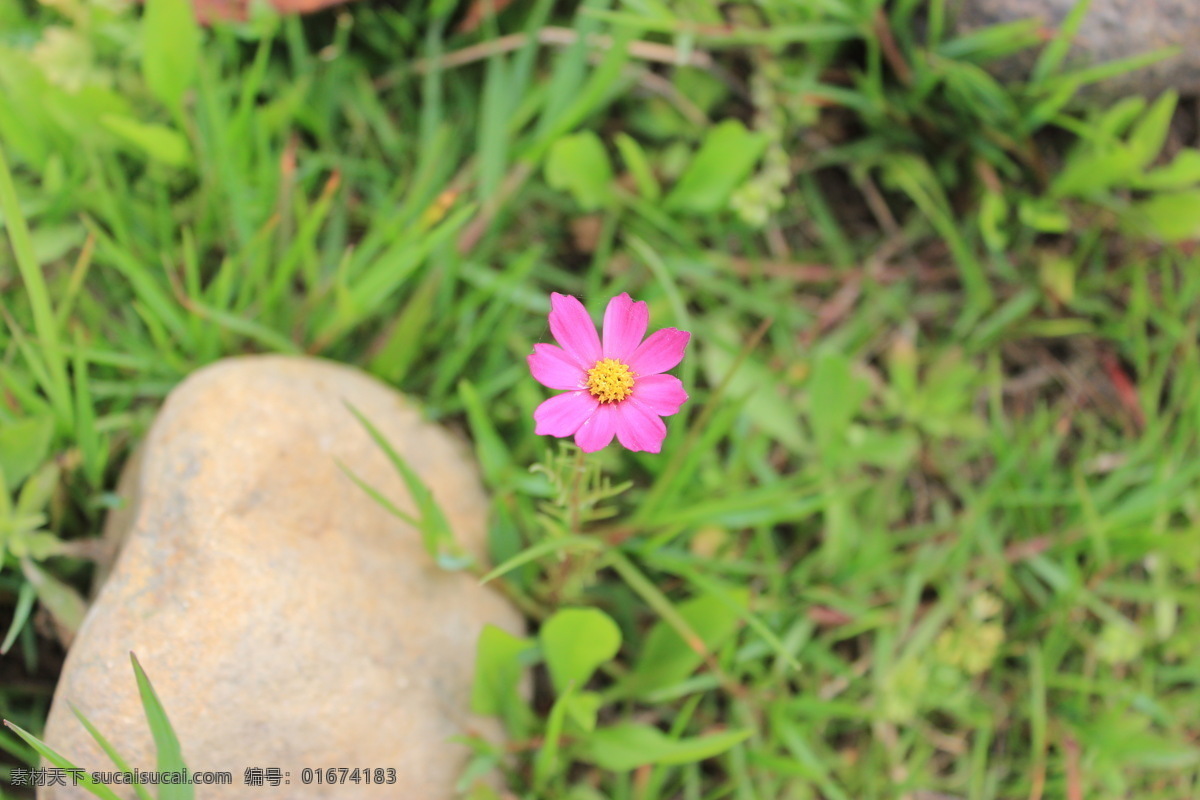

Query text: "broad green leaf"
[1129, 190, 1200, 242]
[665, 120, 767, 214]
[618, 590, 746, 699]
[142, 0, 200, 113]
[100, 115, 190, 167]
[0, 416, 54, 491]
[540, 607, 621, 694]
[1051, 144, 1139, 198]
[545, 131, 615, 210]
[1138, 150, 1200, 190]
[563, 690, 602, 733]
[581, 723, 751, 770]
[130, 653, 193, 800]
[471, 625, 531, 717]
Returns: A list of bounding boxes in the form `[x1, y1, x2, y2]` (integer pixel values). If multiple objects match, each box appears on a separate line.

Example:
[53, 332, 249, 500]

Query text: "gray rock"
[40, 355, 521, 799]
[952, 0, 1200, 97]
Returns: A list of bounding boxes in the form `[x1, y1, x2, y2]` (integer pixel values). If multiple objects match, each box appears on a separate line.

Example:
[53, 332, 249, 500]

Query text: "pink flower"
[528, 293, 690, 453]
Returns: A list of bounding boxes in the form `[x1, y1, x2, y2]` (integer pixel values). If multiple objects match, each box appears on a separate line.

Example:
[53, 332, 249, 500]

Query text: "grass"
[3, 0, 1200, 797]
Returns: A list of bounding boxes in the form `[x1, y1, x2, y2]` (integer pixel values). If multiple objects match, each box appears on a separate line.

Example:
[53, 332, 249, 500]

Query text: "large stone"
[41, 356, 522, 799]
[952, 0, 1200, 97]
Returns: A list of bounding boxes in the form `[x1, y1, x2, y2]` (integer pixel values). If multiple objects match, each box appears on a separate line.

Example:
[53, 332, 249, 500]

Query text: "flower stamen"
[586, 358, 635, 403]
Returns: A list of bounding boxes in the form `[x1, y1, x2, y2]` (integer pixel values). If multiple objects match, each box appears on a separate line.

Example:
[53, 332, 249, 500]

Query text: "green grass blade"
[2, 720, 125, 800]
[68, 703, 155, 800]
[0, 580, 36, 655]
[344, 402, 472, 569]
[129, 653, 193, 800]
[0, 142, 71, 428]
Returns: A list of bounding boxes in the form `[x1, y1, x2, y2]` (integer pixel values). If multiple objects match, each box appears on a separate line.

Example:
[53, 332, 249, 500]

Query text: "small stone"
[952, 0, 1200, 97]
[40, 356, 522, 799]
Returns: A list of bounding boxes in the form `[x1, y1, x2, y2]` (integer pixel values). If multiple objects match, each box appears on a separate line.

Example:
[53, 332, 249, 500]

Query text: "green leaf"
[533, 684, 572, 791]
[614, 133, 660, 201]
[540, 607, 621, 694]
[1017, 196, 1071, 234]
[478, 535, 604, 585]
[141, 0, 200, 113]
[1138, 150, 1200, 190]
[977, 190, 1009, 252]
[563, 690, 602, 733]
[470, 625, 531, 717]
[14, 530, 65, 560]
[0, 143, 72, 427]
[2, 720, 124, 800]
[1128, 190, 1200, 242]
[16, 460, 60, 516]
[618, 590, 746, 699]
[21, 558, 85, 640]
[808, 352, 867, 443]
[844, 427, 919, 470]
[1051, 143, 1140, 198]
[1039, 252, 1076, 304]
[1, 581, 35, 655]
[100, 115, 191, 167]
[344, 403, 473, 570]
[1127, 91, 1177, 169]
[366, 267, 442, 384]
[130, 653, 193, 800]
[665, 120, 767, 213]
[69, 703, 156, 800]
[457, 379, 511, 490]
[701, 319, 804, 453]
[0, 416, 54, 491]
[581, 723, 751, 770]
[1030, 0, 1094, 85]
[545, 131, 615, 211]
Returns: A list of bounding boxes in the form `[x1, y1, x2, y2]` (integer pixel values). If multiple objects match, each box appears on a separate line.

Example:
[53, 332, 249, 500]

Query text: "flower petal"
[528, 343, 587, 390]
[549, 293, 601, 366]
[601, 293, 649, 360]
[627, 328, 690, 376]
[633, 373, 688, 417]
[574, 403, 618, 453]
[534, 391, 599, 438]
[613, 399, 668, 453]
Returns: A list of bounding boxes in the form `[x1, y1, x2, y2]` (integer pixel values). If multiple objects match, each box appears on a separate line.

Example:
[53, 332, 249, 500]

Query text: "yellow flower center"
[586, 358, 635, 403]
